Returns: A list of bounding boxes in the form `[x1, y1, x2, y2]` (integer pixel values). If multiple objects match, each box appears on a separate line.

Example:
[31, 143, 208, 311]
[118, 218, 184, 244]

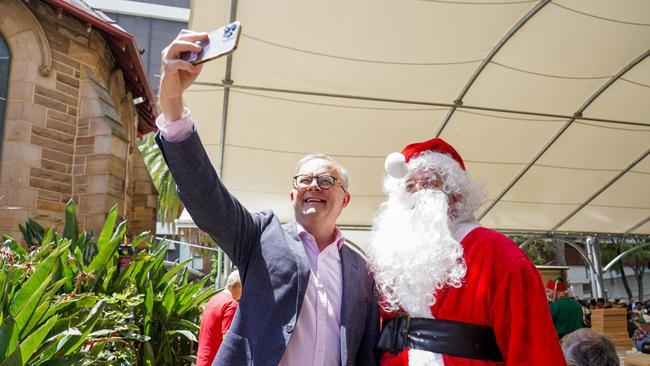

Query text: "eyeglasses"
[293, 174, 346, 192]
[403, 172, 441, 192]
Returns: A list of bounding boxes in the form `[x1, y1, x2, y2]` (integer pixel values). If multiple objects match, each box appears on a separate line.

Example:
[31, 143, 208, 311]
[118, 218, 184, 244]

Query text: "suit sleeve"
[490, 257, 567, 366]
[356, 277, 381, 365]
[156, 131, 260, 272]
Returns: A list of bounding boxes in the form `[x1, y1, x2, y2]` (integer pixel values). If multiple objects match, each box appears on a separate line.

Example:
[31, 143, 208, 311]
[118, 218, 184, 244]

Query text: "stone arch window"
[0, 33, 10, 158]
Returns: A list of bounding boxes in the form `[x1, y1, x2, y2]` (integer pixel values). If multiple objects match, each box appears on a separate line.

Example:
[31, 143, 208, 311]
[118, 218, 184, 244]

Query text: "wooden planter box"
[591, 308, 632, 348]
[623, 353, 650, 366]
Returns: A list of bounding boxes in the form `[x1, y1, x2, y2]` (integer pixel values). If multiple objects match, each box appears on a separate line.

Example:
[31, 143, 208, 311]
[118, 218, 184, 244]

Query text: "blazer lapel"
[283, 222, 311, 317]
[339, 245, 363, 366]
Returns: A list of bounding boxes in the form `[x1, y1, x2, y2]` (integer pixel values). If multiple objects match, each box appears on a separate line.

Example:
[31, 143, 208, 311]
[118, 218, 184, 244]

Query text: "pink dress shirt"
[279, 224, 344, 366]
[157, 111, 346, 366]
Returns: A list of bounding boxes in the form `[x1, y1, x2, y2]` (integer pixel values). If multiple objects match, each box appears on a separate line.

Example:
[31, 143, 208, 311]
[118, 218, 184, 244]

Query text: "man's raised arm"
[155, 30, 260, 268]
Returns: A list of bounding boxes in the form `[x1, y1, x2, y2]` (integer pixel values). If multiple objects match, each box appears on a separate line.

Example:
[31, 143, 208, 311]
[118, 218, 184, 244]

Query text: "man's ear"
[290, 191, 294, 201]
[341, 192, 350, 209]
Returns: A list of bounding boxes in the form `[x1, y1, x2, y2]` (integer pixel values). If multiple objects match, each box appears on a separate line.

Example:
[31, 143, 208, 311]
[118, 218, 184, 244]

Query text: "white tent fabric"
[181, 0, 650, 240]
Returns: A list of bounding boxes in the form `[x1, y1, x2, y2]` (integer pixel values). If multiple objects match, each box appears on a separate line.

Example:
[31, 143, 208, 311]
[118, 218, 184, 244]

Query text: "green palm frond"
[137, 134, 182, 224]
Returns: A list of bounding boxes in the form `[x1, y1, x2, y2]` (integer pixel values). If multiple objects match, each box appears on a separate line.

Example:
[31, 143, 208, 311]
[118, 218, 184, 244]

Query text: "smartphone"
[181, 21, 242, 65]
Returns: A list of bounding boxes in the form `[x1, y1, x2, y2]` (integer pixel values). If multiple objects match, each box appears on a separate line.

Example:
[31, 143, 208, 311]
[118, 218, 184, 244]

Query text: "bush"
[0, 201, 218, 365]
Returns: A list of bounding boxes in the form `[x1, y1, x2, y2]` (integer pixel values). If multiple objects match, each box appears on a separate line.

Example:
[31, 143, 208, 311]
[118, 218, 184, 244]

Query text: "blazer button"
[285, 324, 294, 333]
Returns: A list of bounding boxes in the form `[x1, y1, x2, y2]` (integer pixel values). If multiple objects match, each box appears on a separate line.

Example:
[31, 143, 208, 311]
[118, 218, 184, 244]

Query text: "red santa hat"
[384, 138, 466, 179]
[546, 277, 566, 292]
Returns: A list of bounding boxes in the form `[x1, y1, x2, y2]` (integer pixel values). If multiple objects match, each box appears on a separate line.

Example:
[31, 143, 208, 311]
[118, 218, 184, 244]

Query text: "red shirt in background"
[196, 291, 238, 366]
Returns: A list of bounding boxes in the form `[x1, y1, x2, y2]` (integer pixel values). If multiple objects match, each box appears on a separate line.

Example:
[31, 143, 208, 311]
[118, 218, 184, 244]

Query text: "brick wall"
[0, 0, 157, 241]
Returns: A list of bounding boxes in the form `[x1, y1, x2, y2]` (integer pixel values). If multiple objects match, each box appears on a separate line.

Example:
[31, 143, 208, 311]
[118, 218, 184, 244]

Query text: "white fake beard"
[367, 189, 466, 318]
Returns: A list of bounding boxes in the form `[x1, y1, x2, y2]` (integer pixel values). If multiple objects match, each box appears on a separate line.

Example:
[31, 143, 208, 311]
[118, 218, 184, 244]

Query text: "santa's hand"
[160, 30, 207, 121]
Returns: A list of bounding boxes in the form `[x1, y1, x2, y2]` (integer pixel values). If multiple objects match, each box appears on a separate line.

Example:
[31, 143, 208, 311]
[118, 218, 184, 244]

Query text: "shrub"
[0, 201, 217, 365]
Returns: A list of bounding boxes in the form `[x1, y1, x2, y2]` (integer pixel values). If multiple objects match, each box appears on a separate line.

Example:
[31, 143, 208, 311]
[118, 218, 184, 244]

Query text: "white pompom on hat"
[384, 152, 409, 179]
[384, 138, 466, 178]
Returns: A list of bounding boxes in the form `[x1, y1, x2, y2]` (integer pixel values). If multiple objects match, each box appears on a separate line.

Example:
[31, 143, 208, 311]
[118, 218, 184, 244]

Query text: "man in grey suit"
[155, 30, 380, 366]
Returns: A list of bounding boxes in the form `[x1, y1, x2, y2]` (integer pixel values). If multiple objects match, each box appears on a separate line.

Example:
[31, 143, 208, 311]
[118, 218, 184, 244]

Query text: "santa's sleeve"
[490, 257, 567, 366]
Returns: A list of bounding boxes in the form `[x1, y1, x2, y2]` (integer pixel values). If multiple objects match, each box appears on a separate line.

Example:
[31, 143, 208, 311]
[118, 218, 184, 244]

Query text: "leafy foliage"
[601, 238, 650, 301]
[509, 235, 557, 265]
[138, 133, 182, 225]
[1, 200, 217, 365]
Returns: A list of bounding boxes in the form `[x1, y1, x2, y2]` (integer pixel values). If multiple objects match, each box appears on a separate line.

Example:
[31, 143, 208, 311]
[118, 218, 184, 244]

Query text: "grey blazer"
[156, 132, 380, 366]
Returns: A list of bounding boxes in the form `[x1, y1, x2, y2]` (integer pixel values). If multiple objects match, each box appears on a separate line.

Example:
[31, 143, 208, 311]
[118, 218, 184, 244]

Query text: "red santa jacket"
[379, 227, 566, 366]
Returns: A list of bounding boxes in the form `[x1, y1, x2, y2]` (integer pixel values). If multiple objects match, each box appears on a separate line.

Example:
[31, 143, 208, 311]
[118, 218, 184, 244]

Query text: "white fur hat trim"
[385, 152, 409, 178]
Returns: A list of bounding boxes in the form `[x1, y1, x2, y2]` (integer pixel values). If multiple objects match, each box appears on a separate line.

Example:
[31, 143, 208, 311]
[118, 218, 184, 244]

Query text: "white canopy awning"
[181, 0, 650, 238]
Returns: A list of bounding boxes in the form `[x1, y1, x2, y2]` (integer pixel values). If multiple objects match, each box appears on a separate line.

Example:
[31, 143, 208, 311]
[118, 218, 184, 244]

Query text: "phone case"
[182, 21, 242, 65]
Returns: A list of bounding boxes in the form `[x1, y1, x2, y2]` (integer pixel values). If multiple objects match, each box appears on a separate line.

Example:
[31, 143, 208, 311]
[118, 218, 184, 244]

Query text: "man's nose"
[307, 178, 321, 191]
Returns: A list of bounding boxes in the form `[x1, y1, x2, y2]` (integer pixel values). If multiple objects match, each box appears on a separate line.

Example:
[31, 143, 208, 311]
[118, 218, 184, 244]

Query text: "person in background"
[580, 300, 591, 328]
[196, 270, 242, 366]
[548, 277, 584, 339]
[561, 328, 619, 366]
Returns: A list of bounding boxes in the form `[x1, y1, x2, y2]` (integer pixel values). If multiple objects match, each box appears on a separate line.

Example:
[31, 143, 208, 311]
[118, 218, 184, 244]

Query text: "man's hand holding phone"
[181, 22, 241, 65]
[159, 23, 241, 121]
[160, 30, 208, 121]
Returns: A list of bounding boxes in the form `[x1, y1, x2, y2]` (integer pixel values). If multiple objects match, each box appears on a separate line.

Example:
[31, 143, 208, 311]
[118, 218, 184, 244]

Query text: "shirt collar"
[296, 223, 345, 250]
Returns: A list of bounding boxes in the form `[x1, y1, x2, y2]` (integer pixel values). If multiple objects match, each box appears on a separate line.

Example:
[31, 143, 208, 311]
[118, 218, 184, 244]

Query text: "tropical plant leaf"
[160, 279, 176, 321]
[141, 243, 169, 289]
[167, 319, 200, 333]
[15, 272, 57, 339]
[42, 295, 97, 323]
[175, 276, 210, 316]
[96, 205, 118, 251]
[143, 341, 154, 366]
[101, 256, 118, 293]
[36, 354, 85, 366]
[62, 200, 78, 250]
[131, 231, 150, 248]
[0, 316, 18, 359]
[60, 254, 75, 294]
[3, 236, 27, 258]
[87, 221, 126, 273]
[0, 270, 7, 311]
[143, 279, 153, 336]
[10, 245, 63, 318]
[138, 133, 181, 224]
[61, 299, 107, 355]
[7, 314, 58, 365]
[0, 348, 22, 366]
[41, 228, 55, 248]
[157, 259, 192, 291]
[166, 330, 197, 343]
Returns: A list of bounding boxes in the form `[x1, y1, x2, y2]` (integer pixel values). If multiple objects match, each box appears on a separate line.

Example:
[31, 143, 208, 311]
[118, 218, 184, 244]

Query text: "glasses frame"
[402, 171, 441, 192]
[292, 174, 346, 192]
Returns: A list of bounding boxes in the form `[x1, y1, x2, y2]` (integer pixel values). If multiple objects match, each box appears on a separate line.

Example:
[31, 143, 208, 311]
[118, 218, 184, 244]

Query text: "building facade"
[85, 0, 190, 95]
[0, 0, 158, 239]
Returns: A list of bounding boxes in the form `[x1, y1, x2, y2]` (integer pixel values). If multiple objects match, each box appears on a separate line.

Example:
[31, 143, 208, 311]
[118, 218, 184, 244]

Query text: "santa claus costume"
[367, 138, 566, 366]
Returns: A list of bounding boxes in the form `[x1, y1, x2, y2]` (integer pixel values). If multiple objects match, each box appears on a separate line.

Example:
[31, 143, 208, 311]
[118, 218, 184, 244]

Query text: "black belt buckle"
[390, 312, 411, 353]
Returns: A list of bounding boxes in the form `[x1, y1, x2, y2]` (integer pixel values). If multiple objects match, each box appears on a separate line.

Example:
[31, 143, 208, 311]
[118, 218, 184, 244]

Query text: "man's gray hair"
[295, 154, 350, 191]
[226, 270, 241, 289]
[561, 328, 619, 366]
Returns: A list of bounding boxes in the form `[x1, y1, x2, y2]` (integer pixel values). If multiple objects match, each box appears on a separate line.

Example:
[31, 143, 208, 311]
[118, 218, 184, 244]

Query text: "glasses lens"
[295, 175, 313, 188]
[404, 180, 417, 192]
[403, 172, 438, 192]
[317, 175, 335, 189]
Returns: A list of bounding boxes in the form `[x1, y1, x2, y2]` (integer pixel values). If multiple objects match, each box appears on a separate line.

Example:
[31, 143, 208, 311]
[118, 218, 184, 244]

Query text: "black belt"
[376, 313, 504, 362]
